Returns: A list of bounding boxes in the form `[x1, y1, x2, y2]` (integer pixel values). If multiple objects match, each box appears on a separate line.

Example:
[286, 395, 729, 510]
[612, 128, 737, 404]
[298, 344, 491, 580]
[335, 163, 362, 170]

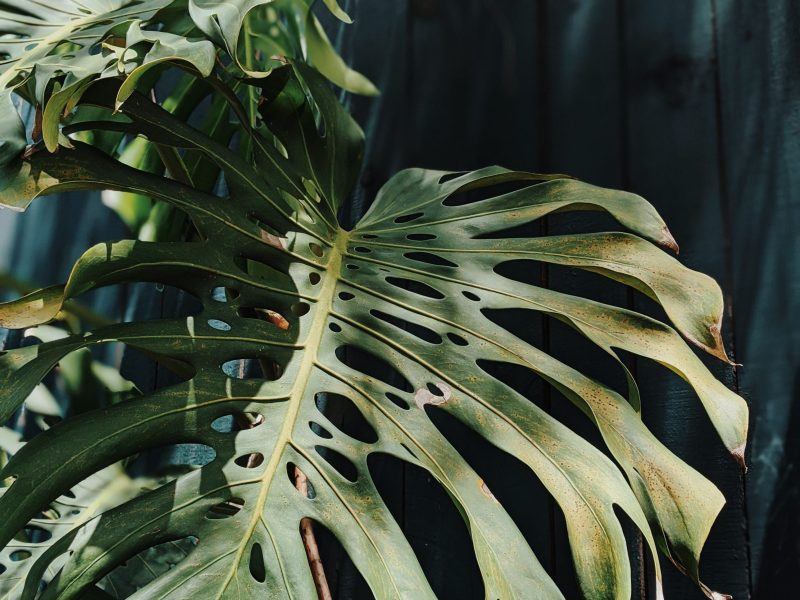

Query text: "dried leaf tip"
[731, 443, 747, 472]
[660, 225, 680, 254]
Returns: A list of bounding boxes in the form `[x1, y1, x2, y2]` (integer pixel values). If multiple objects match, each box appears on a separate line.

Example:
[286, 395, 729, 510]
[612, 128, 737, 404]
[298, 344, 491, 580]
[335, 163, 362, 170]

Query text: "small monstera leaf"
[0, 53, 745, 600]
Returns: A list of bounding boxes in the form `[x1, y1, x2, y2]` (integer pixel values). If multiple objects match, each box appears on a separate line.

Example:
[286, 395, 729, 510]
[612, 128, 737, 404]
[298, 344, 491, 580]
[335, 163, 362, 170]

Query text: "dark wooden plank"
[541, 1, 648, 597]
[713, 0, 800, 595]
[397, 3, 555, 596]
[620, 1, 750, 597]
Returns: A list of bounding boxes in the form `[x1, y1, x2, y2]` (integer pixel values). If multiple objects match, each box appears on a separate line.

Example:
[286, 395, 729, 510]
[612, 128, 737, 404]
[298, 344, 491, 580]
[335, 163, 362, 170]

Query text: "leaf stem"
[294, 466, 333, 600]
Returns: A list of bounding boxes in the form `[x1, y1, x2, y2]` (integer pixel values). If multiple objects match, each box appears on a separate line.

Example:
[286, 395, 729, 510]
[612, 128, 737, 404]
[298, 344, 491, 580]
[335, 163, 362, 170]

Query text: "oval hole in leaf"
[212, 287, 240, 303]
[353, 246, 371, 254]
[315, 446, 358, 482]
[385, 392, 410, 410]
[404, 252, 457, 268]
[361, 234, 379, 239]
[385, 276, 445, 300]
[207, 319, 231, 331]
[406, 233, 437, 241]
[309, 421, 333, 439]
[447, 332, 469, 346]
[235, 453, 265, 468]
[394, 212, 424, 223]
[346, 263, 359, 270]
[329, 322, 342, 333]
[462, 290, 480, 302]
[211, 412, 264, 432]
[9, 551, 31, 562]
[22, 525, 52, 543]
[291, 302, 310, 316]
[309, 243, 324, 257]
[335, 345, 413, 392]
[315, 392, 378, 443]
[222, 359, 268, 379]
[206, 498, 245, 520]
[308, 272, 321, 285]
[338, 292, 355, 301]
[249, 543, 266, 582]
[370, 310, 442, 344]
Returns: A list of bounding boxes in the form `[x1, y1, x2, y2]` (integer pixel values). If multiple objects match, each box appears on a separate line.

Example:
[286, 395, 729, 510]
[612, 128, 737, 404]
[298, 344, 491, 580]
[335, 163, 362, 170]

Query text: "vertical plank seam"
[536, 0, 558, 581]
[709, 0, 753, 596]
[615, 1, 648, 598]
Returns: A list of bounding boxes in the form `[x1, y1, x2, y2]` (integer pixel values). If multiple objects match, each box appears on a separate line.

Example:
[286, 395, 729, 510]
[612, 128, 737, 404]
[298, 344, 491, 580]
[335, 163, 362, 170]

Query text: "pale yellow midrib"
[216, 229, 345, 597]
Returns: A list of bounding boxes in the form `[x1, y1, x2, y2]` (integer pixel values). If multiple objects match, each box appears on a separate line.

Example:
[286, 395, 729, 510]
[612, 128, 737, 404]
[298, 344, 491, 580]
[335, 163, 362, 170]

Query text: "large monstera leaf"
[0, 43, 747, 600]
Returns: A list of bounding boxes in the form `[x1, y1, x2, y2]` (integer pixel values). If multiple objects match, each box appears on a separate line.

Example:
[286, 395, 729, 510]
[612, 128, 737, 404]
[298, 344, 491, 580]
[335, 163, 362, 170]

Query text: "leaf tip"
[660, 225, 680, 253]
[731, 442, 747, 472]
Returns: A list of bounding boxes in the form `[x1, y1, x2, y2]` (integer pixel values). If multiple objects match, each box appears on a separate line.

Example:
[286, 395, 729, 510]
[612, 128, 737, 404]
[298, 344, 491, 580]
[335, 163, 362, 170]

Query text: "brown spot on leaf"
[479, 479, 498, 503]
[414, 382, 451, 409]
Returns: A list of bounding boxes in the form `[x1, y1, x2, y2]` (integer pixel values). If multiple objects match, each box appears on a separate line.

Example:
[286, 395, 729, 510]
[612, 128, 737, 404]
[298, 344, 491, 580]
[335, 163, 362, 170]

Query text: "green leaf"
[0, 91, 26, 177]
[114, 21, 216, 108]
[0, 63, 746, 600]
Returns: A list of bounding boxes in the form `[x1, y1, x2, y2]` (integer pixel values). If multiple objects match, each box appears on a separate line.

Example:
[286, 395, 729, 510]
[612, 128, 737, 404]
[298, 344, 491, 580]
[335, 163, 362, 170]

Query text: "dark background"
[1, 1, 798, 598]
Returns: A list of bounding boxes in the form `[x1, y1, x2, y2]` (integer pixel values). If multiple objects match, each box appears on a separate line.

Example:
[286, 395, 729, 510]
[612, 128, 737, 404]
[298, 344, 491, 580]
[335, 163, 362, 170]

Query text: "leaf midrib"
[214, 229, 345, 597]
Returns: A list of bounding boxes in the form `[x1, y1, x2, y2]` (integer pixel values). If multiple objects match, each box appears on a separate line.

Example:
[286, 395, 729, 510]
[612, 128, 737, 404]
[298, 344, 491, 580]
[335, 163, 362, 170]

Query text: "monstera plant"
[0, 1, 747, 599]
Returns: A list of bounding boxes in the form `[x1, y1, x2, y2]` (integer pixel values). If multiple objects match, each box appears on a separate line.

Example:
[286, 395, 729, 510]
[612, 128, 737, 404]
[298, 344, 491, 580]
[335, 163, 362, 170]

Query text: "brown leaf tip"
[414, 382, 452, 409]
[731, 443, 747, 472]
[660, 225, 680, 254]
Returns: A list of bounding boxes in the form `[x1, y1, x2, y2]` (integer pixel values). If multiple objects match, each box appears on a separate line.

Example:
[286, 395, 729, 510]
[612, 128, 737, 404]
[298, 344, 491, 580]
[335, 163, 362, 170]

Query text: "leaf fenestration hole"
[462, 290, 480, 301]
[309, 421, 333, 439]
[329, 322, 342, 333]
[309, 243, 324, 257]
[212, 287, 240, 302]
[370, 309, 442, 344]
[308, 272, 321, 285]
[338, 292, 354, 301]
[404, 252, 457, 268]
[394, 212, 424, 224]
[353, 246, 371, 254]
[206, 498, 245, 520]
[406, 233, 437, 241]
[235, 453, 265, 468]
[249, 543, 266, 582]
[345, 263, 359, 270]
[314, 446, 358, 482]
[21, 525, 52, 543]
[447, 332, 469, 346]
[222, 359, 268, 380]
[385, 276, 445, 300]
[335, 345, 413, 392]
[385, 392, 410, 410]
[211, 412, 264, 432]
[315, 392, 378, 444]
[361, 234, 379, 239]
[207, 319, 231, 331]
[291, 302, 310, 316]
[9, 551, 31, 562]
